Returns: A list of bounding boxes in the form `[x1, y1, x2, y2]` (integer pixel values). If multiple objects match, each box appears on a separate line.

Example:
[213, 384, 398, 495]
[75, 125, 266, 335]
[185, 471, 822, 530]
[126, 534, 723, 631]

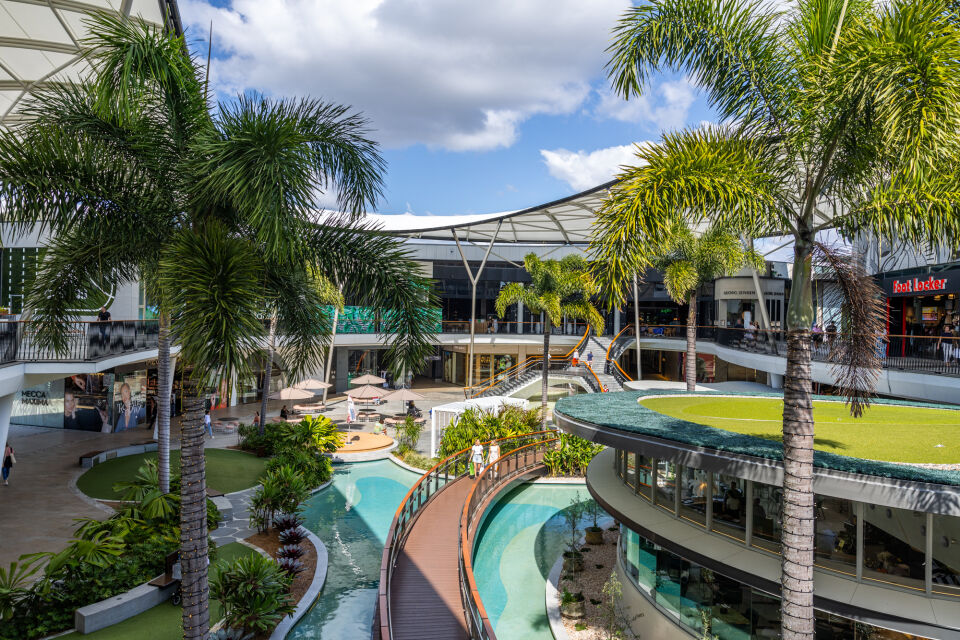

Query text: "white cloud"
[540, 143, 649, 191]
[182, 0, 630, 151]
[595, 77, 696, 132]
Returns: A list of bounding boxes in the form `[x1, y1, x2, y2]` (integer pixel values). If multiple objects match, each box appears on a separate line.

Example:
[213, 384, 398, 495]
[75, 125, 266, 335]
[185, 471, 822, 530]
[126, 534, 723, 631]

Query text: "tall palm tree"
[0, 15, 436, 639]
[593, 2, 960, 637]
[495, 254, 604, 428]
[651, 222, 762, 390]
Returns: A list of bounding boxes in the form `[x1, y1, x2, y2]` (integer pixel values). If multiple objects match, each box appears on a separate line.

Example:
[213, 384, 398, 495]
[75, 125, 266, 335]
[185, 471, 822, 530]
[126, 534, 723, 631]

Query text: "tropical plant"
[249, 466, 310, 533]
[495, 254, 604, 428]
[0, 558, 39, 621]
[210, 554, 294, 635]
[265, 448, 333, 489]
[281, 416, 345, 453]
[278, 527, 308, 547]
[0, 15, 437, 639]
[209, 629, 254, 640]
[276, 557, 305, 578]
[594, 2, 960, 636]
[648, 221, 762, 390]
[543, 433, 604, 477]
[436, 406, 541, 459]
[396, 415, 424, 455]
[600, 571, 640, 640]
[272, 514, 305, 533]
[276, 545, 305, 560]
[564, 494, 586, 556]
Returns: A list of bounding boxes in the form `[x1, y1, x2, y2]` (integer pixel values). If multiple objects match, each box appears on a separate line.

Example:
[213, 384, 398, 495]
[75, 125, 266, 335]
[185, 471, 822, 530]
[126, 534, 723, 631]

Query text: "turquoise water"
[471, 483, 605, 640]
[287, 460, 420, 639]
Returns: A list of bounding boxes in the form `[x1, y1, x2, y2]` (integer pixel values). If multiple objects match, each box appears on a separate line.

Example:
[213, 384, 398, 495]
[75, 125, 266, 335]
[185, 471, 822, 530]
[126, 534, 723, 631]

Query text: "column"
[614, 308, 621, 335]
[0, 393, 14, 475]
[517, 301, 524, 334]
[335, 348, 349, 393]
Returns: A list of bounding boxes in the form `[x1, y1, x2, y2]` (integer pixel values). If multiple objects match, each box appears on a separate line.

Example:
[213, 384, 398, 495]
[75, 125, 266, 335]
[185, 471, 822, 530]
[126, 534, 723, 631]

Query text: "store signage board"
[891, 276, 948, 294]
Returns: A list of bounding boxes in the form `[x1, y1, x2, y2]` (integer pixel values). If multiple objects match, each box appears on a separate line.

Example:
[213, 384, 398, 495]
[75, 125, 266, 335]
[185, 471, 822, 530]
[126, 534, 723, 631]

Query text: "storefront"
[882, 267, 960, 357]
[713, 276, 786, 328]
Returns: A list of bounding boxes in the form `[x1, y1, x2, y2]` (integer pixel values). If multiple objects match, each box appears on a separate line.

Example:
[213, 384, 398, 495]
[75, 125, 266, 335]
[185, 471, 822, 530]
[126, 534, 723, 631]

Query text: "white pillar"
[517, 301, 523, 334]
[430, 410, 438, 458]
[0, 393, 15, 473]
[614, 308, 621, 335]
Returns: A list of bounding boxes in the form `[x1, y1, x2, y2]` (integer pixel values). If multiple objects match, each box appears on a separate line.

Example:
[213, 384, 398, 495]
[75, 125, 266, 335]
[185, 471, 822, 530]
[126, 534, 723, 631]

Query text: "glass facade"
[613, 448, 960, 601]
[619, 524, 929, 640]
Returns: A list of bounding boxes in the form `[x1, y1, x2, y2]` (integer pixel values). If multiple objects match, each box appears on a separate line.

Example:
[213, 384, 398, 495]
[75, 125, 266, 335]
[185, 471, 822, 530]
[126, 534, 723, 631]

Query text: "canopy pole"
[454, 222, 501, 388]
[633, 274, 642, 381]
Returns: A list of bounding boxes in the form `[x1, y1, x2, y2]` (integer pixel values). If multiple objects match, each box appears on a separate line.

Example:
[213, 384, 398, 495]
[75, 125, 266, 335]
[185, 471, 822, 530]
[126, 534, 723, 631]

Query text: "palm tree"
[593, 2, 960, 637]
[495, 254, 604, 428]
[0, 15, 436, 640]
[652, 222, 762, 390]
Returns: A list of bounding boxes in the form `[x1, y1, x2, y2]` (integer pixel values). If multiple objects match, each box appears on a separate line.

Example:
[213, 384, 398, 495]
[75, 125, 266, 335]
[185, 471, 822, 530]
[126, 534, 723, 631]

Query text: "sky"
[178, 0, 718, 216]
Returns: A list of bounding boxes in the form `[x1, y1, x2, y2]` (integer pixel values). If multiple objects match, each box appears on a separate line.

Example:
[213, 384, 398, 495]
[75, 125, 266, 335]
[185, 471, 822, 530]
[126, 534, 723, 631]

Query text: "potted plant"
[584, 498, 604, 545]
[560, 587, 586, 619]
[561, 495, 586, 573]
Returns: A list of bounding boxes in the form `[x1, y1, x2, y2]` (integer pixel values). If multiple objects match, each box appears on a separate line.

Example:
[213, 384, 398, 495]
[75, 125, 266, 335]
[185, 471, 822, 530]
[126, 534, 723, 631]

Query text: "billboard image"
[114, 372, 148, 432]
[64, 374, 113, 432]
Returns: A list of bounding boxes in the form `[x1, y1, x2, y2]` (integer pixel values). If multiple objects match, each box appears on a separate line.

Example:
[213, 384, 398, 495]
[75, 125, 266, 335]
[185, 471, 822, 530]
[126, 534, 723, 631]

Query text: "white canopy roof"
[429, 395, 528, 457]
[365, 180, 616, 245]
[1, 0, 180, 128]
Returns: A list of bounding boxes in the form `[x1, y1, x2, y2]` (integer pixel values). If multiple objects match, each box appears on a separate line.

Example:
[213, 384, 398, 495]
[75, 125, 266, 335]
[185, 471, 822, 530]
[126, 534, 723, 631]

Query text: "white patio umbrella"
[269, 387, 316, 401]
[350, 373, 386, 385]
[293, 378, 332, 390]
[344, 384, 385, 399]
[386, 388, 425, 411]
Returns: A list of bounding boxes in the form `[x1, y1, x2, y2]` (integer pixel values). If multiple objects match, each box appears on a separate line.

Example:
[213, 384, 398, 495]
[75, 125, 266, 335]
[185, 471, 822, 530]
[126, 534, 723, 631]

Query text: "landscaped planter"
[562, 550, 584, 573]
[584, 525, 604, 545]
[560, 591, 585, 619]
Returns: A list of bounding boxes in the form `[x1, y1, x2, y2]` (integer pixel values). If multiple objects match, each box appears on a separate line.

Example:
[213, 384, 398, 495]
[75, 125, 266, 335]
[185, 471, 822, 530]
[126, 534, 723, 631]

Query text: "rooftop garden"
[553, 391, 960, 487]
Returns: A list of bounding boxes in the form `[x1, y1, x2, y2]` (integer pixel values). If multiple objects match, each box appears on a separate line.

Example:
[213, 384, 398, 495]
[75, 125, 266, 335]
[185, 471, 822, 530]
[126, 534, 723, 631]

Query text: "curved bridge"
[377, 432, 557, 640]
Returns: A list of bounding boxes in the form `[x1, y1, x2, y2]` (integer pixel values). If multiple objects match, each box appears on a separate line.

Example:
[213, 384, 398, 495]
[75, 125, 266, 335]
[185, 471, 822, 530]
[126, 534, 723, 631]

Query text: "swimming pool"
[286, 459, 420, 639]
[471, 483, 602, 640]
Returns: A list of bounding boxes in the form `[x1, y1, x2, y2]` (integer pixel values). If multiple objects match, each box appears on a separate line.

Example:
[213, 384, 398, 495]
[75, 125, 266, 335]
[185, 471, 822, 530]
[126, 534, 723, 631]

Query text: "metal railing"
[459, 437, 559, 640]
[0, 320, 160, 365]
[463, 329, 591, 398]
[441, 320, 593, 336]
[377, 431, 556, 640]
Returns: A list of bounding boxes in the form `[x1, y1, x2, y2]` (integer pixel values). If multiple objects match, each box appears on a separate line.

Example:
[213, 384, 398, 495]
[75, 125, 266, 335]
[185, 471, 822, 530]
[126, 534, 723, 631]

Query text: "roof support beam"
[453, 220, 501, 388]
[0, 36, 79, 54]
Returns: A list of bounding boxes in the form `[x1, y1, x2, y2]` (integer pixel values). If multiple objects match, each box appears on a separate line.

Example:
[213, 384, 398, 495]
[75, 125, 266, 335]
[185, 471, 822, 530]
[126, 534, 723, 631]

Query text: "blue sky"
[179, 0, 717, 216]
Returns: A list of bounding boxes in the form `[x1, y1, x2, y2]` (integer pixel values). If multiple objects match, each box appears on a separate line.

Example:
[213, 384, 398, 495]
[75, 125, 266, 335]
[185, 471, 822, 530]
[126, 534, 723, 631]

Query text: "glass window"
[708, 571, 751, 640]
[932, 513, 960, 598]
[751, 589, 780, 637]
[862, 504, 926, 592]
[620, 525, 656, 593]
[679, 563, 716, 634]
[751, 481, 782, 553]
[654, 547, 683, 616]
[634, 454, 653, 500]
[712, 474, 747, 542]
[680, 466, 709, 527]
[655, 460, 677, 513]
[814, 496, 858, 577]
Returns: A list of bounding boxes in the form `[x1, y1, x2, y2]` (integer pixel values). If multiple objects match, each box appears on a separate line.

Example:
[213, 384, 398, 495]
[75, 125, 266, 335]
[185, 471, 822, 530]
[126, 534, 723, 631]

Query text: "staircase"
[578, 335, 622, 392]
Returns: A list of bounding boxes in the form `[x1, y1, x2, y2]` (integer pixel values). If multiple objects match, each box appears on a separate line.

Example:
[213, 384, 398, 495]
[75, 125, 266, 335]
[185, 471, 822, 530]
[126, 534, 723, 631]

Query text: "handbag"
[7, 452, 14, 465]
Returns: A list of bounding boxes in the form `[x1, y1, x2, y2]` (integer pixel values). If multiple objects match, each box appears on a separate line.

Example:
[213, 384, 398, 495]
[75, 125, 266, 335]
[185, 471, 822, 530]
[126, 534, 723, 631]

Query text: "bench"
[74, 580, 177, 634]
[79, 441, 158, 468]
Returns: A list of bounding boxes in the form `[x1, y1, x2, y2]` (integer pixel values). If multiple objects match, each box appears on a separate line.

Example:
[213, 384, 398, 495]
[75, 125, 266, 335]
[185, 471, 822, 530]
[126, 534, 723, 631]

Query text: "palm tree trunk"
[179, 376, 209, 640]
[157, 314, 172, 494]
[781, 238, 815, 640]
[685, 292, 697, 391]
[541, 318, 551, 429]
[258, 314, 277, 435]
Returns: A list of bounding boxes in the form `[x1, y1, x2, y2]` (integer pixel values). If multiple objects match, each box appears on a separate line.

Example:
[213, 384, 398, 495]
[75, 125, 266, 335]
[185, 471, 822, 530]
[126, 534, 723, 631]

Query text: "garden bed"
[244, 529, 318, 633]
[559, 528, 621, 640]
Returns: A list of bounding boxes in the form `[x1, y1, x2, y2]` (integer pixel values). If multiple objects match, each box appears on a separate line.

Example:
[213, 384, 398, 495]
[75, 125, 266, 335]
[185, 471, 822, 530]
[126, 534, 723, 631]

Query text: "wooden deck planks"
[389, 476, 472, 640]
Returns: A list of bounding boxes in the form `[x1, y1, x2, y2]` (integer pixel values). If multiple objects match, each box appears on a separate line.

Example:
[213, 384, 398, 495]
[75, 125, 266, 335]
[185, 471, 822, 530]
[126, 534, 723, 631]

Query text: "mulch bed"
[244, 529, 318, 639]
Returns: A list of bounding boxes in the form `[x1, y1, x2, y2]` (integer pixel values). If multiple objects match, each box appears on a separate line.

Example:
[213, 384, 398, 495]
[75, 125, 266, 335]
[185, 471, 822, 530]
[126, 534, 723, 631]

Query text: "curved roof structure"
[0, 0, 180, 128]
[367, 179, 616, 245]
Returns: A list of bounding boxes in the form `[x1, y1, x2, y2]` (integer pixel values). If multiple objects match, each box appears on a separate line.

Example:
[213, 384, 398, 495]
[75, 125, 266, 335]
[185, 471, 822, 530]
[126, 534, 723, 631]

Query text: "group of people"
[469, 439, 502, 478]
[569, 350, 594, 367]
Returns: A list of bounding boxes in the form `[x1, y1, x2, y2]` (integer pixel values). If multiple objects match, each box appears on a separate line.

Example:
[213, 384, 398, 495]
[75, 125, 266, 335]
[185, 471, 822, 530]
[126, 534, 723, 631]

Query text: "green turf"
[640, 396, 960, 464]
[58, 542, 258, 639]
[77, 448, 268, 499]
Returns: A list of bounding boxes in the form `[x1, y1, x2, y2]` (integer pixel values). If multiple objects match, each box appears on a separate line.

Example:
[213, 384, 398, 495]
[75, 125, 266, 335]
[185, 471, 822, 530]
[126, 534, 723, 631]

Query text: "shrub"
[272, 514, 305, 533]
[278, 527, 307, 546]
[276, 545, 305, 560]
[543, 433, 604, 477]
[276, 557, 305, 577]
[210, 629, 254, 640]
[266, 448, 332, 488]
[396, 416, 423, 455]
[210, 554, 294, 635]
[249, 466, 310, 533]
[238, 423, 286, 456]
[398, 450, 434, 471]
[437, 406, 541, 459]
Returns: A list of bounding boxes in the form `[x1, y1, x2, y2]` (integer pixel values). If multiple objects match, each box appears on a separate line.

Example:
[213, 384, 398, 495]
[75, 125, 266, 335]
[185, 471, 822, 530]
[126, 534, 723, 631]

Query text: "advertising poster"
[680, 353, 716, 383]
[64, 374, 113, 432]
[13, 379, 65, 428]
[113, 371, 148, 433]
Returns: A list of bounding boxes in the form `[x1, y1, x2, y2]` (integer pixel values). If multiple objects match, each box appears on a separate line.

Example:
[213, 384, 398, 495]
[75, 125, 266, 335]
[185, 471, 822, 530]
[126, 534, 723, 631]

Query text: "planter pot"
[585, 526, 604, 545]
[560, 594, 586, 619]
[562, 551, 584, 573]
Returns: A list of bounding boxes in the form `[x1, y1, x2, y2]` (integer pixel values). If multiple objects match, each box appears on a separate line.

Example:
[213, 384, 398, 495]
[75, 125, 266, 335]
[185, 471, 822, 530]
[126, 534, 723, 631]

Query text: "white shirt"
[488, 444, 500, 462]
[471, 444, 484, 463]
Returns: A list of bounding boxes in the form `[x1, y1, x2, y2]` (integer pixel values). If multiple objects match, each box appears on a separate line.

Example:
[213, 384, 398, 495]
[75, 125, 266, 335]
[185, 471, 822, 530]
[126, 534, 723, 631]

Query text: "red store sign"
[890, 276, 949, 295]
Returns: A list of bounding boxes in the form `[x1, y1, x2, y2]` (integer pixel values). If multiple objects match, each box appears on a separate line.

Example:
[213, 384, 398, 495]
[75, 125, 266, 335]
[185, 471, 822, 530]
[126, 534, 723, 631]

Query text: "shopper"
[252, 411, 260, 429]
[2, 443, 14, 486]
[486, 440, 501, 478]
[280, 405, 289, 420]
[470, 439, 484, 478]
[571, 349, 579, 367]
[586, 351, 594, 366]
[204, 410, 214, 438]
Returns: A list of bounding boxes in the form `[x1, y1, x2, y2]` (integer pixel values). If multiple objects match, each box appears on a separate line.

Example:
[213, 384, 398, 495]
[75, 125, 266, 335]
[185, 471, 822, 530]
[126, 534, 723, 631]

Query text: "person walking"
[204, 410, 214, 439]
[2, 443, 14, 486]
[486, 440, 501, 479]
[586, 351, 594, 367]
[96, 305, 112, 353]
[470, 439, 484, 478]
[252, 411, 260, 429]
[571, 349, 579, 367]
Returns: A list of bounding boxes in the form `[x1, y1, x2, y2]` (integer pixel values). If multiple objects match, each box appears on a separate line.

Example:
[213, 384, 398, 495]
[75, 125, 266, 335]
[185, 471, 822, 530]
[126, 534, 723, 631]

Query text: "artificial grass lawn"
[59, 542, 257, 640]
[640, 396, 960, 464]
[77, 448, 268, 499]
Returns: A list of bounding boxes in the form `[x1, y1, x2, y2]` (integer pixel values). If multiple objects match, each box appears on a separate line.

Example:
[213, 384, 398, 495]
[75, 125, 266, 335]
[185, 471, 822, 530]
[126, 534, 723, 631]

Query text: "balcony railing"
[0, 320, 160, 366]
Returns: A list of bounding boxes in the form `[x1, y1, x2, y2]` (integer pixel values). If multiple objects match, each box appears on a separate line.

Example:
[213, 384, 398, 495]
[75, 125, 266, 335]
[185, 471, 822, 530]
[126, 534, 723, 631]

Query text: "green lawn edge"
[77, 448, 268, 499]
[555, 390, 960, 487]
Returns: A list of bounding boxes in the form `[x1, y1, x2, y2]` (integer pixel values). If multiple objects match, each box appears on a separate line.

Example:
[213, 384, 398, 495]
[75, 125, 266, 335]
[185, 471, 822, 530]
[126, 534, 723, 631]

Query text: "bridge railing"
[0, 320, 160, 365]
[377, 430, 556, 640]
[459, 437, 559, 640]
